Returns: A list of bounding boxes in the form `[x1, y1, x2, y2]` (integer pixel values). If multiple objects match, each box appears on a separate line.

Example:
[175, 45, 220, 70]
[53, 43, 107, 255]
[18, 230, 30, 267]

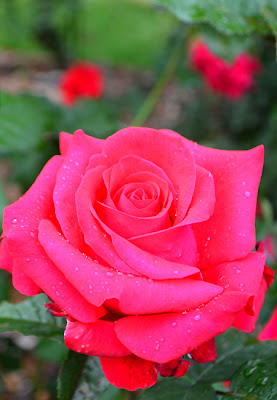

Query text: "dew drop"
[172, 321, 177, 327]
[30, 232, 35, 238]
[155, 344, 160, 351]
[173, 270, 179, 275]
[236, 269, 241, 274]
[194, 315, 201, 321]
[106, 271, 114, 277]
[12, 218, 17, 223]
[245, 191, 251, 198]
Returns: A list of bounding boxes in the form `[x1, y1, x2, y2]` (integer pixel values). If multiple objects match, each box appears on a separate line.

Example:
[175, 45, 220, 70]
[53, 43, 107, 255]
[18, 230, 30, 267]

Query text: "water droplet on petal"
[245, 191, 251, 198]
[194, 315, 201, 321]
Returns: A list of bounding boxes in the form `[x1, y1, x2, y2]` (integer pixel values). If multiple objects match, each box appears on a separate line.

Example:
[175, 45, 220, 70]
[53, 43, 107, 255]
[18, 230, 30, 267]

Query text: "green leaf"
[70, 356, 110, 400]
[155, 0, 277, 36]
[189, 330, 277, 384]
[36, 338, 68, 363]
[58, 351, 88, 400]
[230, 358, 277, 400]
[58, 100, 119, 140]
[0, 294, 65, 341]
[0, 92, 58, 152]
[140, 380, 216, 400]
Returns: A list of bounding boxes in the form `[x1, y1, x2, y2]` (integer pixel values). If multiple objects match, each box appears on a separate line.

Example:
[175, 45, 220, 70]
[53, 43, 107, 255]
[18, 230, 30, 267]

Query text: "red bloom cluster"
[190, 41, 261, 100]
[60, 62, 104, 106]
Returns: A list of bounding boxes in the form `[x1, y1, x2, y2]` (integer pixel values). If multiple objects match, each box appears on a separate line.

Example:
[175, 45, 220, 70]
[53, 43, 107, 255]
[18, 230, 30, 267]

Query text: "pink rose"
[0, 127, 272, 390]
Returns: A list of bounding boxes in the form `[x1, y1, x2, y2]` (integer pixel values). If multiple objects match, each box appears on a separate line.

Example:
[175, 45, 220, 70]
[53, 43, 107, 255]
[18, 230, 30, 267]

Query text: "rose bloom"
[60, 62, 104, 106]
[190, 41, 261, 99]
[0, 128, 273, 390]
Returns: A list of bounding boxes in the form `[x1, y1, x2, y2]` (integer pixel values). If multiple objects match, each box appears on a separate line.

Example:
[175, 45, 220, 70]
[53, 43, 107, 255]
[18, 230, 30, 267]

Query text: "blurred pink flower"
[190, 41, 261, 99]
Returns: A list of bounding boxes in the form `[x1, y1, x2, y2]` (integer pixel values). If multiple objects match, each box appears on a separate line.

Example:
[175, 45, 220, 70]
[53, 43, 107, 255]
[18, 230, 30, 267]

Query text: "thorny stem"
[131, 28, 188, 127]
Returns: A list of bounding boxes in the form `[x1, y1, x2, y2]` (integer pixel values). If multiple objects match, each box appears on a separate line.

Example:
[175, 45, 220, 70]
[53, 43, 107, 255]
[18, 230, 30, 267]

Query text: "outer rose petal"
[54, 129, 104, 250]
[190, 338, 217, 363]
[59, 131, 73, 156]
[103, 127, 196, 223]
[258, 307, 277, 341]
[64, 319, 131, 357]
[159, 358, 191, 377]
[38, 219, 223, 315]
[115, 290, 249, 363]
[100, 355, 158, 391]
[0, 238, 13, 273]
[3, 156, 105, 323]
[161, 130, 264, 268]
[12, 260, 41, 296]
[232, 271, 271, 332]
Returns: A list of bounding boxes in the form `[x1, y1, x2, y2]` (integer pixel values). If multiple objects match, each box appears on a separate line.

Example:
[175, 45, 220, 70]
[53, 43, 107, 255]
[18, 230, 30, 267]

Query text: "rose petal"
[232, 272, 269, 332]
[102, 155, 174, 214]
[115, 182, 161, 217]
[130, 225, 198, 267]
[0, 237, 13, 273]
[203, 252, 266, 300]
[38, 219, 223, 315]
[76, 165, 140, 274]
[190, 338, 217, 363]
[111, 233, 200, 280]
[103, 127, 196, 223]
[100, 354, 158, 391]
[159, 358, 191, 377]
[115, 290, 249, 363]
[161, 130, 264, 268]
[258, 307, 277, 341]
[54, 129, 104, 250]
[3, 156, 105, 323]
[59, 131, 73, 156]
[96, 197, 172, 239]
[12, 259, 41, 296]
[181, 165, 215, 225]
[64, 319, 131, 357]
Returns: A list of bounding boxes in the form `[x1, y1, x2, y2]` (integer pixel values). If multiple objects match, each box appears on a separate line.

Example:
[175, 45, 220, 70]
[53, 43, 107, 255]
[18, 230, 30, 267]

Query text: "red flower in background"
[190, 41, 261, 100]
[60, 62, 104, 106]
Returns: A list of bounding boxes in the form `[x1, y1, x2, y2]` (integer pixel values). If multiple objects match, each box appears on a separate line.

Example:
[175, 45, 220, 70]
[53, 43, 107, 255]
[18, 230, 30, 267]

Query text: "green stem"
[131, 28, 188, 127]
[216, 390, 260, 400]
[124, 390, 139, 400]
